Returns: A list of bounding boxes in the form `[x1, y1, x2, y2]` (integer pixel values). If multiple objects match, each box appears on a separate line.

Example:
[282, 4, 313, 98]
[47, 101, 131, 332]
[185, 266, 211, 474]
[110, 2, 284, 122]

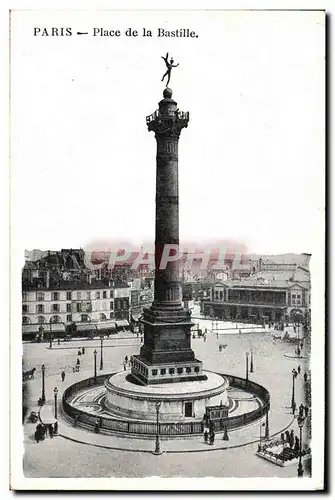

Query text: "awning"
[76, 323, 96, 332]
[116, 319, 129, 327]
[96, 321, 116, 330]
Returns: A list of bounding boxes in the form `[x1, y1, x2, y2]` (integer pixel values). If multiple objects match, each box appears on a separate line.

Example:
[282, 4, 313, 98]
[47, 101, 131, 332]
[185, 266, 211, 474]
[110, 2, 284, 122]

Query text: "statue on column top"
[161, 53, 179, 87]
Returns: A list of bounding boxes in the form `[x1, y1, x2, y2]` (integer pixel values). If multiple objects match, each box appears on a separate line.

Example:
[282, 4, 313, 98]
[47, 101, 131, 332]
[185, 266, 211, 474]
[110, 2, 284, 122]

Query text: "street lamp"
[250, 348, 254, 373]
[53, 387, 59, 420]
[245, 352, 249, 383]
[297, 414, 306, 477]
[93, 349, 97, 383]
[291, 368, 297, 410]
[49, 322, 53, 349]
[153, 401, 162, 455]
[100, 335, 104, 371]
[41, 364, 46, 404]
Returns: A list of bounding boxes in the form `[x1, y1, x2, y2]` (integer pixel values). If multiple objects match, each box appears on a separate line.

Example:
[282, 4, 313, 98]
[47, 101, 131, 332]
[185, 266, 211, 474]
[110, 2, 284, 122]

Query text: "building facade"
[22, 281, 130, 339]
[201, 275, 310, 324]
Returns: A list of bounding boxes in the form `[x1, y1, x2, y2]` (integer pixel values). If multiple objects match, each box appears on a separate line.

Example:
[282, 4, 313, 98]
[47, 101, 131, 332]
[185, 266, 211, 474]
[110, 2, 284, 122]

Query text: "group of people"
[281, 429, 301, 452]
[204, 428, 216, 445]
[34, 421, 58, 443]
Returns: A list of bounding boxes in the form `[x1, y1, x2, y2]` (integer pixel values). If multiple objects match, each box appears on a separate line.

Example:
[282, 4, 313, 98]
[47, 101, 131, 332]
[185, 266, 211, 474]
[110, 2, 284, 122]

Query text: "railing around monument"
[62, 373, 270, 436]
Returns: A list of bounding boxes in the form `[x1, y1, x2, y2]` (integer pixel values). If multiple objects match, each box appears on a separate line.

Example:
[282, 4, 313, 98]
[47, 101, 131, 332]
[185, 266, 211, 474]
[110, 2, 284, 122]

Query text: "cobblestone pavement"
[22, 319, 310, 478]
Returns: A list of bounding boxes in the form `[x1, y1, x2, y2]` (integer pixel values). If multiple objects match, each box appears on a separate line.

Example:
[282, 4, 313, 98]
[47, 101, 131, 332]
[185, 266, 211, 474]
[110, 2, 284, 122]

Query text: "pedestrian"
[294, 370, 298, 379]
[123, 362, 127, 371]
[223, 427, 229, 441]
[48, 424, 54, 439]
[210, 430, 215, 445]
[61, 370, 66, 382]
[294, 436, 300, 452]
[304, 406, 309, 418]
[125, 356, 128, 364]
[204, 430, 208, 444]
[76, 358, 80, 366]
[54, 421, 58, 435]
[94, 419, 100, 433]
[72, 367, 76, 373]
[281, 432, 285, 442]
[77, 350, 81, 356]
[57, 338, 60, 345]
[297, 365, 301, 374]
[304, 372, 308, 382]
[285, 430, 290, 442]
[299, 404, 304, 418]
[82, 347, 85, 354]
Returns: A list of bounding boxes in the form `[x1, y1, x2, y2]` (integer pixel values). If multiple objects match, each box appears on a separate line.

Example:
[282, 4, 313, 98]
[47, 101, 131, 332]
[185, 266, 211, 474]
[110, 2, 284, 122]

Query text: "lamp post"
[250, 348, 254, 373]
[265, 408, 270, 439]
[93, 349, 97, 383]
[153, 401, 162, 455]
[297, 414, 306, 477]
[246, 352, 249, 383]
[49, 322, 53, 349]
[41, 364, 46, 404]
[53, 387, 59, 419]
[100, 335, 104, 371]
[291, 368, 297, 410]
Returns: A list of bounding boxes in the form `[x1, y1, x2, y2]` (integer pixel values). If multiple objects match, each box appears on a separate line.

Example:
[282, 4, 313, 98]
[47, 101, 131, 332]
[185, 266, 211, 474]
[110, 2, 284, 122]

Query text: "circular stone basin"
[105, 370, 229, 422]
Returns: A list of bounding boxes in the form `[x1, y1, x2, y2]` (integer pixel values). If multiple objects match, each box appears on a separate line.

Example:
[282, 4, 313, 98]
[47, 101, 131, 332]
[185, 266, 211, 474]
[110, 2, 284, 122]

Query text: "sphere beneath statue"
[163, 87, 173, 99]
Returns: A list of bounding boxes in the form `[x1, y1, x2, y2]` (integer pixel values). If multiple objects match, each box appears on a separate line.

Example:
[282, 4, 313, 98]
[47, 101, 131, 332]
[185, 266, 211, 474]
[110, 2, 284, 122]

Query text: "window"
[110, 312, 114, 319]
[220, 291, 223, 300]
[194, 366, 200, 373]
[186, 367, 192, 374]
[36, 304, 44, 313]
[52, 303, 59, 313]
[22, 304, 29, 313]
[22, 292, 28, 301]
[66, 303, 72, 312]
[52, 292, 59, 301]
[87, 291, 91, 300]
[36, 292, 44, 301]
[160, 368, 166, 375]
[110, 302, 114, 310]
[152, 369, 158, 376]
[110, 290, 114, 298]
[37, 316, 45, 324]
[292, 294, 296, 299]
[80, 314, 89, 322]
[177, 367, 183, 375]
[76, 303, 82, 312]
[184, 402, 193, 417]
[50, 315, 61, 323]
[66, 292, 72, 300]
[103, 291, 107, 299]
[100, 313, 107, 321]
[169, 368, 175, 375]
[102, 302, 106, 310]
[77, 291, 81, 300]
[96, 292, 101, 299]
[66, 314, 72, 323]
[22, 316, 30, 325]
[215, 291, 219, 300]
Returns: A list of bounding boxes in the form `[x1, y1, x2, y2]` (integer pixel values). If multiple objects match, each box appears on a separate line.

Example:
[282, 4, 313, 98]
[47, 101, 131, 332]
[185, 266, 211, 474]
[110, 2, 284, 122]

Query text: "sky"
[10, 10, 325, 256]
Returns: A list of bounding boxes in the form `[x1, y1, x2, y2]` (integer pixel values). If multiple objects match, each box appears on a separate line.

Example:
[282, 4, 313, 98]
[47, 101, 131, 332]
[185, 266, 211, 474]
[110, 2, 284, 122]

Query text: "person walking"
[204, 430, 208, 444]
[76, 358, 80, 367]
[48, 424, 54, 439]
[125, 356, 128, 364]
[304, 372, 308, 382]
[299, 403, 304, 418]
[61, 370, 66, 382]
[297, 365, 301, 375]
[54, 421, 58, 435]
[82, 347, 85, 355]
[123, 362, 127, 371]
